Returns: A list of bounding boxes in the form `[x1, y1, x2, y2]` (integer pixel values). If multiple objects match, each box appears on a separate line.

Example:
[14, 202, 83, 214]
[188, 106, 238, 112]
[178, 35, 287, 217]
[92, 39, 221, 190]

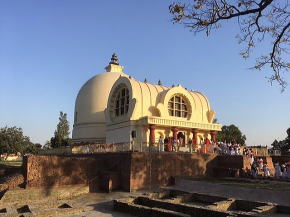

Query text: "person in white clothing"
[263, 164, 270, 177]
[250, 155, 254, 165]
[258, 158, 264, 171]
[274, 163, 282, 178]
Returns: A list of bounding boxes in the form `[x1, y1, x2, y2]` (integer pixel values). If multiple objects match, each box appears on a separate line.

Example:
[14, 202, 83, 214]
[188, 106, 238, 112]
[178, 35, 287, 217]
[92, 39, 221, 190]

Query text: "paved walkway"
[3, 180, 290, 216]
[170, 178, 290, 206]
[66, 191, 140, 217]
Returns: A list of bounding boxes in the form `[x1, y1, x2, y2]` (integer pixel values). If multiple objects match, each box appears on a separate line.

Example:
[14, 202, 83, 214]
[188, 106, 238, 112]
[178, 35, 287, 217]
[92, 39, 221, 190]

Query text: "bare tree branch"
[169, 0, 290, 91]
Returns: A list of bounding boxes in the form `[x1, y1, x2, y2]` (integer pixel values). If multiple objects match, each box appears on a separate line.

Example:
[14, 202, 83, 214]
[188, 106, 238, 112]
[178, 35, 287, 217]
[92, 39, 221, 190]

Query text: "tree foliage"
[43, 141, 52, 150]
[0, 126, 41, 155]
[272, 127, 290, 154]
[24, 143, 42, 155]
[169, 0, 290, 91]
[271, 139, 279, 148]
[50, 111, 71, 148]
[217, 124, 246, 145]
[287, 127, 290, 138]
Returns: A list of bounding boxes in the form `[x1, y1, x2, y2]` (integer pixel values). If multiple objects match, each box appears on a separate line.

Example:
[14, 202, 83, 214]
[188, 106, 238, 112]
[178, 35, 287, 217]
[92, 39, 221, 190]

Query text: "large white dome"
[72, 56, 127, 143]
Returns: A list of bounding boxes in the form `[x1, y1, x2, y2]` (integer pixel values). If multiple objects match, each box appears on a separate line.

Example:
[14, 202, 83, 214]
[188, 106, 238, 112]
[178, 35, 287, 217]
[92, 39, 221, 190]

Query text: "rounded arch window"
[168, 95, 189, 118]
[113, 86, 129, 117]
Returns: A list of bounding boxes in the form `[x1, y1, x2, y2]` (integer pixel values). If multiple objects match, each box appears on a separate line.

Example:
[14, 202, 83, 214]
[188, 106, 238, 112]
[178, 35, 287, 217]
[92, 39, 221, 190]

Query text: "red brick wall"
[216, 155, 247, 169]
[23, 153, 131, 191]
[24, 153, 220, 191]
[130, 153, 219, 190]
[24, 153, 276, 192]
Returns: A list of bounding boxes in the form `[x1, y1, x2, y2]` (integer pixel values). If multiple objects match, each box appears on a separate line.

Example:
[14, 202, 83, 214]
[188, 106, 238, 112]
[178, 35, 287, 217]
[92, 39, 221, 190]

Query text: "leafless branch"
[169, 0, 290, 91]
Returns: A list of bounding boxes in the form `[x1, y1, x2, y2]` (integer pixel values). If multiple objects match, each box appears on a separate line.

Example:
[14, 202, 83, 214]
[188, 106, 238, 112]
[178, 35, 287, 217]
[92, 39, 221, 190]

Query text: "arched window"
[114, 87, 129, 117]
[168, 95, 188, 118]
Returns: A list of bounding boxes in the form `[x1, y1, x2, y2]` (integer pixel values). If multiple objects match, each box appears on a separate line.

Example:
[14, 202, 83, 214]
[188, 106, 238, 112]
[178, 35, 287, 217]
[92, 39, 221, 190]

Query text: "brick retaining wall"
[130, 153, 219, 190]
[23, 153, 131, 191]
[23, 153, 269, 191]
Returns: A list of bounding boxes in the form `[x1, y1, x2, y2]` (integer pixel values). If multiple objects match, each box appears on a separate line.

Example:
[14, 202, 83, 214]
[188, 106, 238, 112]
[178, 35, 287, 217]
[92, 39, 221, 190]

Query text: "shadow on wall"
[24, 153, 132, 195]
[130, 153, 219, 190]
[24, 155, 96, 196]
[24, 153, 221, 193]
[40, 156, 90, 196]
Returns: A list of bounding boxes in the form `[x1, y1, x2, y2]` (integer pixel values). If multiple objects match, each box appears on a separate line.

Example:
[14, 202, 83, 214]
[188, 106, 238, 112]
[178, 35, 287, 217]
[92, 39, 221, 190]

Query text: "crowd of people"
[249, 156, 290, 179]
[250, 157, 270, 178]
[274, 162, 290, 179]
[157, 136, 186, 152]
[157, 137, 246, 154]
[157, 136, 213, 153]
[213, 142, 242, 155]
[156, 137, 290, 180]
[157, 137, 255, 156]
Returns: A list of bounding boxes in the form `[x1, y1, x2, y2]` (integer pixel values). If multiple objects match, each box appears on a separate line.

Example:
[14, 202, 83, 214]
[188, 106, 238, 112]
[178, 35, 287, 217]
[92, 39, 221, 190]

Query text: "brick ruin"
[0, 153, 289, 216]
[114, 189, 290, 217]
[21, 153, 277, 192]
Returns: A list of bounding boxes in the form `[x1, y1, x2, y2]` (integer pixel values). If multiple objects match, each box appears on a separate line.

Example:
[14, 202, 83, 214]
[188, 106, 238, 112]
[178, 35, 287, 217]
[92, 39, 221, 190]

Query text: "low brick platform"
[114, 190, 290, 217]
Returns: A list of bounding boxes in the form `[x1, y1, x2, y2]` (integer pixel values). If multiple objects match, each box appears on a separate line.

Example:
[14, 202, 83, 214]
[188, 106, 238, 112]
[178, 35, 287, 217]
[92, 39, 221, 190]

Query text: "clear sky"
[1, 0, 289, 146]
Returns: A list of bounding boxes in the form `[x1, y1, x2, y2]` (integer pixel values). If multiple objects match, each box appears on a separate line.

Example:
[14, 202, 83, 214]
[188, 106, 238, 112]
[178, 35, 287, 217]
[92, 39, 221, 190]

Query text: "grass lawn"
[0, 161, 22, 167]
[188, 177, 290, 191]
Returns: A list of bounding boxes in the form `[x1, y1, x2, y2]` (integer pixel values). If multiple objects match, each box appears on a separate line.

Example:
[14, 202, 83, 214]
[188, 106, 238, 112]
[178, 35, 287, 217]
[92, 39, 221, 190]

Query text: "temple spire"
[109, 53, 119, 65]
[105, 53, 124, 73]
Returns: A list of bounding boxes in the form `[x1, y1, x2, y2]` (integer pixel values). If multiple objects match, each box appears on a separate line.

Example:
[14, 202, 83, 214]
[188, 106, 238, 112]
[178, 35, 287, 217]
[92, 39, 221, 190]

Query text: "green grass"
[187, 177, 290, 191]
[214, 180, 290, 191]
[0, 161, 22, 167]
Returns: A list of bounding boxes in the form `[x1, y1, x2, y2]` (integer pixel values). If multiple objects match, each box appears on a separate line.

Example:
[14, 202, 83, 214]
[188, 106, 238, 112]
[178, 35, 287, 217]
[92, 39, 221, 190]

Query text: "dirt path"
[170, 178, 290, 206]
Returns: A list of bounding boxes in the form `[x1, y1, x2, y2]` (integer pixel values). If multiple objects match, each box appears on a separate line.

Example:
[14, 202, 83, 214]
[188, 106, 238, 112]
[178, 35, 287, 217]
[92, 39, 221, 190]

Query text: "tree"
[271, 139, 279, 148]
[217, 124, 246, 145]
[287, 127, 290, 138]
[270, 128, 290, 154]
[50, 111, 71, 148]
[34, 143, 42, 149]
[169, 0, 290, 90]
[43, 140, 52, 150]
[283, 127, 290, 153]
[24, 143, 42, 155]
[0, 126, 34, 156]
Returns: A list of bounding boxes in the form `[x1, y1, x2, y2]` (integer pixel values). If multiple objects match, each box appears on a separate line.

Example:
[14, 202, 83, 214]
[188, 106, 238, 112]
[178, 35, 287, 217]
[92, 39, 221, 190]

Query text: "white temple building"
[72, 54, 221, 148]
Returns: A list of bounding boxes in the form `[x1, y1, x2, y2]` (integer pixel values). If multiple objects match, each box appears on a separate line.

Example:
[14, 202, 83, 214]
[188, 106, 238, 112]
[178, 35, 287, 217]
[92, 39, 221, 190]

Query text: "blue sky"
[1, 0, 289, 146]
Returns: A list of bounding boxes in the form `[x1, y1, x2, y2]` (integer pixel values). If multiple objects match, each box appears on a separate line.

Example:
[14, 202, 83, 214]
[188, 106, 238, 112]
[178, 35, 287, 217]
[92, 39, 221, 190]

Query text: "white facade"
[72, 54, 221, 146]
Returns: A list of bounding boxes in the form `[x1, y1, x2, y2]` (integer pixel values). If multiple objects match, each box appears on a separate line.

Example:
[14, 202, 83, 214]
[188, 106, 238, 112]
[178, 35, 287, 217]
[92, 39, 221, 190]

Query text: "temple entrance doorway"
[177, 132, 185, 146]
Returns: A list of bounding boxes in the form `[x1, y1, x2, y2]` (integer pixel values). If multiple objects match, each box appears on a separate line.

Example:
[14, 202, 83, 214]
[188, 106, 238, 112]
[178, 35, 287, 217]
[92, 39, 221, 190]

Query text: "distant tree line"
[0, 111, 71, 156]
[0, 126, 41, 156]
